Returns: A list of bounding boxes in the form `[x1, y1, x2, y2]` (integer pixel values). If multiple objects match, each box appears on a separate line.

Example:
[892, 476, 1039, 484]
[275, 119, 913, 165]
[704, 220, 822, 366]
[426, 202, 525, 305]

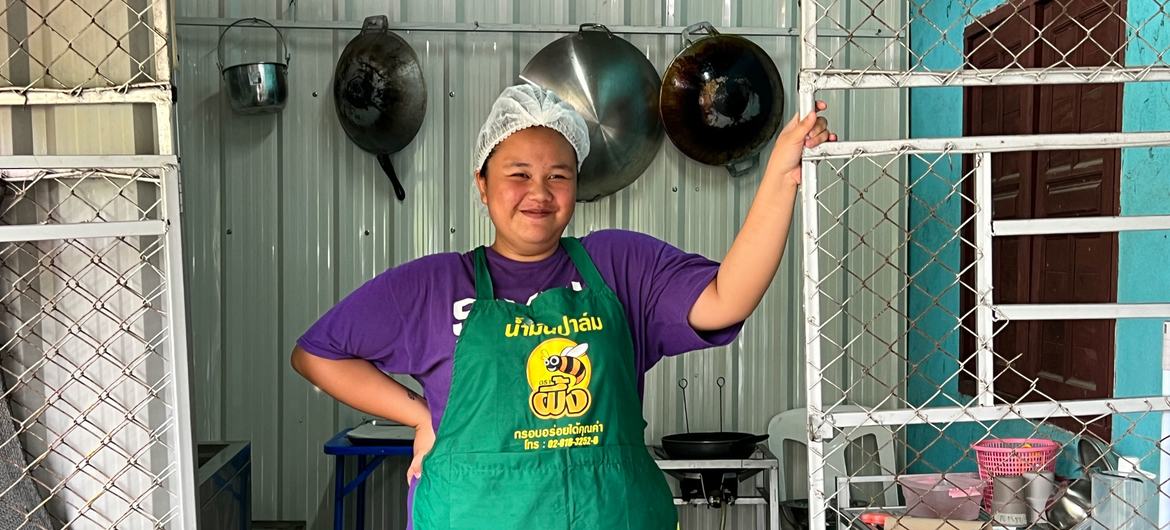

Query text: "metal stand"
[651, 443, 781, 530]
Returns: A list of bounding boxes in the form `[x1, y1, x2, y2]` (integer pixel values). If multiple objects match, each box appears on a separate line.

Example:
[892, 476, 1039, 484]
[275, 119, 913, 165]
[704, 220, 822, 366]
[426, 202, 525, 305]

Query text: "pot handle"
[726, 155, 759, 178]
[744, 433, 770, 445]
[361, 14, 389, 34]
[217, 17, 290, 72]
[579, 23, 613, 36]
[682, 21, 718, 47]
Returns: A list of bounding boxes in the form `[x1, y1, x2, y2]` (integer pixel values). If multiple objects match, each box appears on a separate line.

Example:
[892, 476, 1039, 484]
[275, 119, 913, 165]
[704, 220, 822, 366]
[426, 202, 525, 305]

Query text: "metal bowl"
[1047, 479, 1092, 530]
[521, 24, 664, 202]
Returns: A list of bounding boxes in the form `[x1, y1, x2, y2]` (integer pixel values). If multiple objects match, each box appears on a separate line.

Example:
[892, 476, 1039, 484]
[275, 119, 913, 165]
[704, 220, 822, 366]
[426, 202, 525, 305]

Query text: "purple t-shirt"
[297, 229, 743, 432]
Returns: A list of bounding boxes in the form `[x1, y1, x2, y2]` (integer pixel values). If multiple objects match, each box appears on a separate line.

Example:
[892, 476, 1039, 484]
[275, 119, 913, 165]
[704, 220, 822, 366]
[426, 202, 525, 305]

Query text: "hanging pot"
[660, 22, 785, 177]
[218, 18, 290, 115]
[520, 23, 664, 201]
[333, 15, 427, 201]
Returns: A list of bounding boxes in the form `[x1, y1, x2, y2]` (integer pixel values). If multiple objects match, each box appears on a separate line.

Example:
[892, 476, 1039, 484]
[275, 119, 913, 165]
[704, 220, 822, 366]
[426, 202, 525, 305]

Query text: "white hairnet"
[472, 83, 591, 174]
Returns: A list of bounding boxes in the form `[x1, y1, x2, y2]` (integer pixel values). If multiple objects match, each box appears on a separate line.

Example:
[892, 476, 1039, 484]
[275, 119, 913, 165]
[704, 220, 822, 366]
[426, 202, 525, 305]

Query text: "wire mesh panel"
[804, 0, 1170, 88]
[1, 167, 163, 225]
[799, 146, 1170, 530]
[0, 161, 192, 529]
[0, 0, 171, 92]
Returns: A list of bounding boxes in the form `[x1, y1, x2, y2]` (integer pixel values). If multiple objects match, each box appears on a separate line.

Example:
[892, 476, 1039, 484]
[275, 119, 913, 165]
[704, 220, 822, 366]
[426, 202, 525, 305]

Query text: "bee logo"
[544, 343, 589, 384]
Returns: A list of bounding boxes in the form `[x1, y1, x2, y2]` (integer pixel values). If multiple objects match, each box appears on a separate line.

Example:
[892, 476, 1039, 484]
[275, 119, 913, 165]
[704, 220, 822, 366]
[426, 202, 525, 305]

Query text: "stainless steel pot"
[521, 23, 664, 202]
[217, 18, 290, 115]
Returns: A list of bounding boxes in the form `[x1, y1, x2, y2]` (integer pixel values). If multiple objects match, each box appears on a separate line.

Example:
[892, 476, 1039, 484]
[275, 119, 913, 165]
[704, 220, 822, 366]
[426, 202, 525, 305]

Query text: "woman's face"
[476, 127, 578, 258]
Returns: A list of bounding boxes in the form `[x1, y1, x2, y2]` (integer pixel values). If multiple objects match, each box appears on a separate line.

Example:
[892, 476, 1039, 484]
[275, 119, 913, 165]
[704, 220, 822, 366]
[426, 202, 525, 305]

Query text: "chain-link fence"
[797, 1, 1170, 528]
[797, 138, 1170, 529]
[799, 144, 1170, 529]
[804, 0, 1170, 88]
[0, 0, 171, 93]
[0, 161, 191, 529]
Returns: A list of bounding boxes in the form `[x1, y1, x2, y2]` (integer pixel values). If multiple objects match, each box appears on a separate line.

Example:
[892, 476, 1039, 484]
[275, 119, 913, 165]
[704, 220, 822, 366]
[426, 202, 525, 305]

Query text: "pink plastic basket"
[972, 438, 1060, 509]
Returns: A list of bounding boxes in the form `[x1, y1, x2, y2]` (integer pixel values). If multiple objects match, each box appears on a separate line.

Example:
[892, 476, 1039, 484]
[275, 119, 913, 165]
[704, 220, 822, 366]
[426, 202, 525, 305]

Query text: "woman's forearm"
[290, 346, 431, 429]
[688, 167, 800, 330]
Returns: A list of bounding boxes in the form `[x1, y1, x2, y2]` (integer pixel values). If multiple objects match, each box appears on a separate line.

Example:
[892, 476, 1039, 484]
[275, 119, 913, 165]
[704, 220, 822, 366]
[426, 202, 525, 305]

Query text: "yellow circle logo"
[526, 338, 593, 419]
[526, 337, 592, 390]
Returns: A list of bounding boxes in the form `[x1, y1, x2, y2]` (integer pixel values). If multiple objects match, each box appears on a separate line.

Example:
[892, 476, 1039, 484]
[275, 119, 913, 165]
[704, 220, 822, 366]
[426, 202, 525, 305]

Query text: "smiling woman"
[289, 82, 835, 530]
[475, 126, 580, 260]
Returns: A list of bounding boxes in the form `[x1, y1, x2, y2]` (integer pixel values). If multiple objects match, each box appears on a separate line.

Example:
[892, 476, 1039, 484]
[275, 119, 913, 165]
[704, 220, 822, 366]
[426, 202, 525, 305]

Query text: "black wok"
[333, 15, 426, 201]
[661, 431, 769, 460]
[660, 22, 785, 177]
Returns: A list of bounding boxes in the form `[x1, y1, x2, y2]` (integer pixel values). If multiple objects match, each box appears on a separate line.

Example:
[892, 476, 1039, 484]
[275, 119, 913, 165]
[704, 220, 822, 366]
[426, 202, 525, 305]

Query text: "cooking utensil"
[520, 23, 664, 201]
[1047, 479, 1092, 530]
[1046, 435, 1109, 530]
[1079, 433, 1119, 474]
[217, 18, 290, 115]
[661, 431, 769, 460]
[663, 377, 769, 459]
[1023, 471, 1056, 524]
[660, 21, 785, 177]
[333, 15, 427, 201]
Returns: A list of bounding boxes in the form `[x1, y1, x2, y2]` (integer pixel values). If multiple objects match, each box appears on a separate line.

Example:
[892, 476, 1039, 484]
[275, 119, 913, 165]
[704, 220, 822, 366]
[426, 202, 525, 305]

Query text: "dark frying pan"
[333, 15, 427, 201]
[660, 21, 785, 177]
[662, 431, 769, 460]
[662, 377, 768, 459]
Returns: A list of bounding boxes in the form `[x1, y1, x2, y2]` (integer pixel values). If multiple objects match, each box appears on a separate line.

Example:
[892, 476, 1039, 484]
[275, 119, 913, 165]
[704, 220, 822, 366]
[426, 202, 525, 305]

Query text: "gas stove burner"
[678, 471, 739, 507]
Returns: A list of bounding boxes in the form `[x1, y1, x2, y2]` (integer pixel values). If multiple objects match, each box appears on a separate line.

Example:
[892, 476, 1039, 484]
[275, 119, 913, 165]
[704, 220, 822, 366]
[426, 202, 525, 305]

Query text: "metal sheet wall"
[174, 1, 905, 528]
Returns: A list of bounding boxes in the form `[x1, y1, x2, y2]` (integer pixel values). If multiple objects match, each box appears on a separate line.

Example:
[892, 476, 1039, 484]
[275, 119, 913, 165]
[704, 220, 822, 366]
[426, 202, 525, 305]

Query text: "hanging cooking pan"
[660, 22, 785, 177]
[520, 23, 664, 201]
[333, 15, 427, 201]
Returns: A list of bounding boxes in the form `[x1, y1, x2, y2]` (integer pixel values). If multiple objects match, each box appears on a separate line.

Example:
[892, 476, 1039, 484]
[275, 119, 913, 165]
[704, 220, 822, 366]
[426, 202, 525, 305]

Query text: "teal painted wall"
[906, 0, 1170, 477]
[1114, 0, 1170, 467]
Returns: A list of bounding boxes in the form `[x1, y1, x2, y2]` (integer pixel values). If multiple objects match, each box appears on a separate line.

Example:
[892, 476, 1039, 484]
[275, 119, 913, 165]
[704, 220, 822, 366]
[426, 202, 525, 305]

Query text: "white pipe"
[1160, 321, 1170, 529]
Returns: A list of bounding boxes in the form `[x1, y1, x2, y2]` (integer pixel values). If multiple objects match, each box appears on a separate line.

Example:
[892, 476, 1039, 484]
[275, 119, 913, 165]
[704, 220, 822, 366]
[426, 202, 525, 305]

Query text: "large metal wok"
[660, 22, 785, 177]
[521, 24, 664, 201]
[333, 15, 426, 201]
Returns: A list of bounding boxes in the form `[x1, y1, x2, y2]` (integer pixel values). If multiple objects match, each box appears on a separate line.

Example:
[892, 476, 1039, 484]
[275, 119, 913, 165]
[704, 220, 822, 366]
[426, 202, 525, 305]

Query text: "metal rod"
[162, 164, 198, 530]
[973, 153, 995, 407]
[807, 67, 1170, 90]
[799, 3, 828, 530]
[0, 155, 177, 169]
[0, 85, 171, 106]
[173, 16, 895, 39]
[806, 131, 1170, 159]
[995, 303, 1170, 321]
[994, 215, 1170, 236]
[0, 220, 167, 243]
[826, 396, 1170, 428]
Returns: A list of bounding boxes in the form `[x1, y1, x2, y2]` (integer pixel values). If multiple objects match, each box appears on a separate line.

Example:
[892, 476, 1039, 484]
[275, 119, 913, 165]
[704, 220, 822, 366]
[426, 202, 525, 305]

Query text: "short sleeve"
[296, 266, 419, 375]
[582, 230, 744, 371]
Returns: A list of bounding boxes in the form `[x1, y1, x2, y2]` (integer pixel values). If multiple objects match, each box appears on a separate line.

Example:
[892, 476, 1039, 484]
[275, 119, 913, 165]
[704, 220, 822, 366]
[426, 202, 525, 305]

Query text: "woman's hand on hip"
[408, 423, 435, 484]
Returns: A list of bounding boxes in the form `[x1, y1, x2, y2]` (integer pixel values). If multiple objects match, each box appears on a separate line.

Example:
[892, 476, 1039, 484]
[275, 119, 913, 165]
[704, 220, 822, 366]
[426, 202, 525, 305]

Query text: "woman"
[291, 84, 834, 529]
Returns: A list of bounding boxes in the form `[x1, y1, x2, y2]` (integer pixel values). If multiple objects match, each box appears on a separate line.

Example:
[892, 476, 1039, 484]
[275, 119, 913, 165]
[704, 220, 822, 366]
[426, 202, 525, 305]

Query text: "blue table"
[323, 428, 413, 530]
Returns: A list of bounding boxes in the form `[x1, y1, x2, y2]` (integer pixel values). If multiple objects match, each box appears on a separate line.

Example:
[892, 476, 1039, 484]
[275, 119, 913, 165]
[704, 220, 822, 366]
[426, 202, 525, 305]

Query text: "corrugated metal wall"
[173, 1, 906, 528]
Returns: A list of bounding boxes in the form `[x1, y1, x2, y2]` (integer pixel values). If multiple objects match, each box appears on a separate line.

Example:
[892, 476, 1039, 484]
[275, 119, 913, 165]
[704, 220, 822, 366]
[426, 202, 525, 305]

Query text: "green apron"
[413, 238, 678, 529]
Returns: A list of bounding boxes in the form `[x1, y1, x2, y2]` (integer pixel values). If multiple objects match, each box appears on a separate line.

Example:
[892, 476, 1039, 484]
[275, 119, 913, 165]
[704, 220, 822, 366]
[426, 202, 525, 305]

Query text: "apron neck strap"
[472, 239, 605, 301]
[472, 247, 495, 301]
[561, 237, 606, 291]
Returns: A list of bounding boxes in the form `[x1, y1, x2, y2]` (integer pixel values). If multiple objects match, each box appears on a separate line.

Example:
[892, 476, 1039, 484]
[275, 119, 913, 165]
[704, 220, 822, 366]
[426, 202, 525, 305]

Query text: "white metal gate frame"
[797, 3, 1170, 530]
[0, 0, 196, 527]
